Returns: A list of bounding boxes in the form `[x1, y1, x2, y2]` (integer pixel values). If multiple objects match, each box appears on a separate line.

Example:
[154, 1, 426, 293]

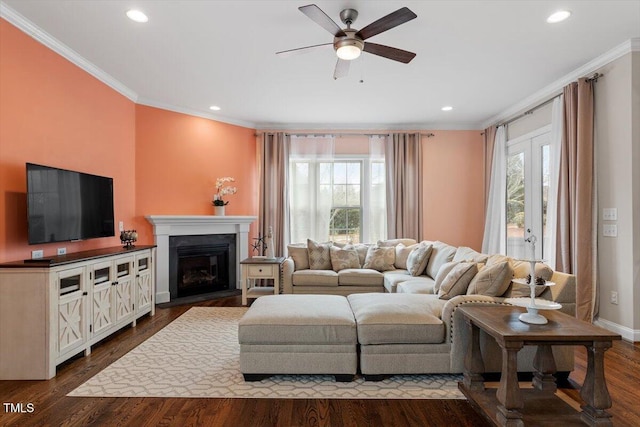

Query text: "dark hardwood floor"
[1, 295, 638, 427]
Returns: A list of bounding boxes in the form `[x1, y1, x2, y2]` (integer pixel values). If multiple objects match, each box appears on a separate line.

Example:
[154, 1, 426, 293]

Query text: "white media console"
[0, 246, 156, 380]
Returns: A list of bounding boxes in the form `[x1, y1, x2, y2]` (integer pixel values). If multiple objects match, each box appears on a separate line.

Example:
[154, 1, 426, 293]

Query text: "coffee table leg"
[533, 344, 557, 392]
[580, 341, 613, 426]
[463, 318, 485, 391]
[496, 341, 524, 426]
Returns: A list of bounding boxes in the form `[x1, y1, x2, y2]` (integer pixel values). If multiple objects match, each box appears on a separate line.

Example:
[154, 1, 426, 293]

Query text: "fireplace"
[169, 234, 236, 300]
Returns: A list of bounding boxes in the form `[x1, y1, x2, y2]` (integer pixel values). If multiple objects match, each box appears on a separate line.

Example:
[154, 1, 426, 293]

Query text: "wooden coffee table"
[457, 305, 621, 426]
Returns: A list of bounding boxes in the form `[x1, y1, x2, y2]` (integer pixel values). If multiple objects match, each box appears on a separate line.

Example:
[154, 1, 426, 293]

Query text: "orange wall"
[422, 131, 484, 250]
[0, 19, 136, 263]
[134, 105, 259, 246]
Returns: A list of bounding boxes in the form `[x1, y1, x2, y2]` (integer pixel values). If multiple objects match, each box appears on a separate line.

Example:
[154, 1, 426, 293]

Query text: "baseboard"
[594, 317, 640, 342]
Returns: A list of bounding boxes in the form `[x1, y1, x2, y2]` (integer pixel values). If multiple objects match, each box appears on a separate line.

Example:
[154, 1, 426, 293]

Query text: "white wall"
[632, 52, 640, 332]
[595, 53, 635, 337]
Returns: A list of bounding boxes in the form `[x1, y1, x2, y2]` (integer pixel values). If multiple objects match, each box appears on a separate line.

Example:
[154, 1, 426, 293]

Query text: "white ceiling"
[2, 0, 639, 130]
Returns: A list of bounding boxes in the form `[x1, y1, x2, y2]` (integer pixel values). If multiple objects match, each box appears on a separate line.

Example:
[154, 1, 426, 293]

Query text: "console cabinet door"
[56, 267, 88, 359]
[91, 260, 114, 337]
[136, 253, 153, 315]
[114, 256, 135, 322]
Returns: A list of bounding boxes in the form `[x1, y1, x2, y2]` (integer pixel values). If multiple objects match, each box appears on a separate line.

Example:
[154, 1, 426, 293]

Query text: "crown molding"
[256, 121, 482, 131]
[0, 2, 138, 102]
[481, 38, 640, 130]
[136, 98, 257, 130]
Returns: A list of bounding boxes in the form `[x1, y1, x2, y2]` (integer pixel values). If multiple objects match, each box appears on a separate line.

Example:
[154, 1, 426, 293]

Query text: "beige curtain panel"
[259, 132, 288, 257]
[556, 78, 596, 322]
[483, 126, 497, 218]
[385, 133, 423, 241]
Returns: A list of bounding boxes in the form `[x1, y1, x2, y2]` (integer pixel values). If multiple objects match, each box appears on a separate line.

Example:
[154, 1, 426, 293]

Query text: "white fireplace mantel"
[146, 215, 257, 303]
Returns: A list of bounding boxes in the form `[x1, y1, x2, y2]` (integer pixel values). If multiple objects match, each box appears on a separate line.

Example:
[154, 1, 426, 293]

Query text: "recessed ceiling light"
[209, 105, 221, 111]
[126, 9, 148, 23]
[546, 10, 571, 23]
[441, 106, 453, 111]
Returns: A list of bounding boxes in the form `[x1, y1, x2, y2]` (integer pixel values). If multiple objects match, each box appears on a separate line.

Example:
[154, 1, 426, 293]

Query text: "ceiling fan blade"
[299, 4, 346, 37]
[355, 7, 417, 40]
[276, 43, 332, 57]
[363, 42, 416, 64]
[333, 59, 350, 80]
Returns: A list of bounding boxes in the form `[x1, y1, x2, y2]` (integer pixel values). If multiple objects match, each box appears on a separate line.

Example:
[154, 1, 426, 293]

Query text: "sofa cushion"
[287, 243, 309, 271]
[383, 270, 411, 293]
[436, 262, 478, 300]
[453, 246, 488, 263]
[338, 268, 384, 286]
[307, 239, 332, 270]
[407, 243, 433, 276]
[329, 245, 360, 271]
[292, 270, 339, 287]
[425, 241, 457, 279]
[363, 246, 396, 271]
[347, 293, 446, 345]
[467, 261, 513, 296]
[396, 278, 436, 294]
[394, 243, 418, 269]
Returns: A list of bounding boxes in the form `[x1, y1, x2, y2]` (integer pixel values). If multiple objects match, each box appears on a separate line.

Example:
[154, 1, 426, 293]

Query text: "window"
[506, 126, 551, 260]
[289, 156, 385, 244]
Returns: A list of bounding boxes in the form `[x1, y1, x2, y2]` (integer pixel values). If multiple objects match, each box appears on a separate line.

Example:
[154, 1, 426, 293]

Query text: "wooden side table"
[457, 305, 621, 426]
[240, 257, 285, 306]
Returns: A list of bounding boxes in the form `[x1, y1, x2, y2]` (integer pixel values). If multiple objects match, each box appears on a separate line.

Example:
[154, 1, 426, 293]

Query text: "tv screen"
[26, 163, 115, 245]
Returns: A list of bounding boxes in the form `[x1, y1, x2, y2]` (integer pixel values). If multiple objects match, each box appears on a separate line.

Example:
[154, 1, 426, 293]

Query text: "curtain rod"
[495, 72, 603, 129]
[255, 132, 436, 138]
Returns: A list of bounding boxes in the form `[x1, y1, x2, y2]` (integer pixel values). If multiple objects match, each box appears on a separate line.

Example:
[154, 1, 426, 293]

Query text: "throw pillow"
[307, 239, 332, 270]
[466, 261, 513, 296]
[452, 246, 489, 263]
[395, 243, 418, 270]
[351, 243, 371, 267]
[425, 241, 457, 279]
[329, 245, 361, 272]
[406, 243, 433, 276]
[287, 244, 309, 271]
[377, 238, 418, 247]
[363, 246, 396, 272]
[437, 262, 479, 300]
[511, 260, 553, 281]
[434, 261, 458, 293]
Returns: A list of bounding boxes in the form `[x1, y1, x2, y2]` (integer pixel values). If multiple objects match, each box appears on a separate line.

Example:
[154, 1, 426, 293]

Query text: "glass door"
[506, 128, 551, 260]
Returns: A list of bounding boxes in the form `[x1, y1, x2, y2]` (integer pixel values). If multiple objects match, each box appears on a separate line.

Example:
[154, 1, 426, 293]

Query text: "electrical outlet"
[602, 208, 618, 221]
[57, 247, 67, 255]
[119, 221, 124, 232]
[603, 224, 617, 237]
[31, 250, 44, 259]
[610, 291, 618, 305]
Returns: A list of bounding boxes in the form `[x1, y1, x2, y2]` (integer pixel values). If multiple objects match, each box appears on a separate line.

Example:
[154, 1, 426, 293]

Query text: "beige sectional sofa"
[276, 238, 577, 378]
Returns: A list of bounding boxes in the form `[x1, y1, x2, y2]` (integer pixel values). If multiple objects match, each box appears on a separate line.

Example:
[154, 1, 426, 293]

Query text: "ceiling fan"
[277, 4, 417, 79]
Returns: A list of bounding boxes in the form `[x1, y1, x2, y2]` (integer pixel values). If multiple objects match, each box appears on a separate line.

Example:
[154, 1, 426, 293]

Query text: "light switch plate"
[31, 250, 44, 259]
[602, 208, 617, 221]
[119, 221, 124, 232]
[603, 224, 617, 237]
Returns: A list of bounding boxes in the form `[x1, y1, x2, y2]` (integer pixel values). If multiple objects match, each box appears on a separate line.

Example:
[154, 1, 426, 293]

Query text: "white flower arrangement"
[213, 177, 237, 206]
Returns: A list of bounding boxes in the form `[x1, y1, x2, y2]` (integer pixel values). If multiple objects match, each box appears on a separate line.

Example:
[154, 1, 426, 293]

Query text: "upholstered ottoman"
[238, 294, 358, 382]
[347, 293, 448, 380]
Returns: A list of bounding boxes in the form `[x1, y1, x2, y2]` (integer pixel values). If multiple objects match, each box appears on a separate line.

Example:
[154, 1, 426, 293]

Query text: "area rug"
[68, 307, 463, 399]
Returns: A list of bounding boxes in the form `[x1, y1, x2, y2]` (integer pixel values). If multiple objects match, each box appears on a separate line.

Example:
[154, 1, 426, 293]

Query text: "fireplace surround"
[146, 215, 257, 303]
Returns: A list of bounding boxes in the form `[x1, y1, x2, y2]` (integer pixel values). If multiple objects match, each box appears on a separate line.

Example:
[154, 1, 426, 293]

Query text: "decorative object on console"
[508, 235, 561, 324]
[212, 177, 237, 215]
[251, 234, 268, 259]
[120, 230, 138, 248]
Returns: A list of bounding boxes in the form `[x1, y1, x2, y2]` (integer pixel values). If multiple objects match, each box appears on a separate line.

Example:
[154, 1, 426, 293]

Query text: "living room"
[1, 1, 639, 425]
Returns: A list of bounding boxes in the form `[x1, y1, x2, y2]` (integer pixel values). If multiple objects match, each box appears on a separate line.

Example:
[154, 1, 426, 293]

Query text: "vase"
[214, 206, 225, 216]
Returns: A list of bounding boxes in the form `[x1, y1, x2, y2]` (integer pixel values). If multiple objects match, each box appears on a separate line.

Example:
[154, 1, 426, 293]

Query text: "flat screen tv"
[26, 163, 115, 245]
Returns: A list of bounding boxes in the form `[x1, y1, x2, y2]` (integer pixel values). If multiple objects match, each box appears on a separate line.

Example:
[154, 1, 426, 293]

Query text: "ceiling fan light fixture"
[335, 38, 363, 60]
